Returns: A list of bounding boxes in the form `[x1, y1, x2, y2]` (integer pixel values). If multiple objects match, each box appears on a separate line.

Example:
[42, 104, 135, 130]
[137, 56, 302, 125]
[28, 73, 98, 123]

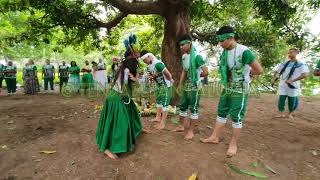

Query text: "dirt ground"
[0, 89, 320, 180]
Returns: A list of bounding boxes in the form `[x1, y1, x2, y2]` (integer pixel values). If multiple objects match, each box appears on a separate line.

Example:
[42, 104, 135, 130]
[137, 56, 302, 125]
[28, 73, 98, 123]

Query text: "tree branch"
[107, 0, 163, 15]
[191, 30, 216, 42]
[92, 12, 128, 31]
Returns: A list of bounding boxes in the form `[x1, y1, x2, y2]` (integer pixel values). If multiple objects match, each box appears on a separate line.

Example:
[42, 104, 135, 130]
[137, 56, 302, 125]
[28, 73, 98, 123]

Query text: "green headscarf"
[179, 40, 191, 45]
[217, 33, 235, 42]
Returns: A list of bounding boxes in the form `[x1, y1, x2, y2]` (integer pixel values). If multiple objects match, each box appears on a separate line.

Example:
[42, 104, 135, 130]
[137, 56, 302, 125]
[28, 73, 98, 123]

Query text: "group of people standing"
[95, 26, 319, 160]
[0, 58, 109, 95]
[1, 25, 318, 160]
[96, 26, 262, 159]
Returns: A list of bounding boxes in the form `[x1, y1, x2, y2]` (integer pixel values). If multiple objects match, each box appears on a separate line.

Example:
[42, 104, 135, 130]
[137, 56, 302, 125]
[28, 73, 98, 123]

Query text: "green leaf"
[228, 164, 268, 179]
[265, 165, 277, 174]
[241, 169, 268, 179]
[252, 161, 260, 167]
[228, 164, 243, 174]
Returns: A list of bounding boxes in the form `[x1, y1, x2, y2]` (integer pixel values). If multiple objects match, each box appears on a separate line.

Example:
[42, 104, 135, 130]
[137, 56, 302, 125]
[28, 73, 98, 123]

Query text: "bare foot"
[226, 145, 237, 157]
[173, 125, 184, 132]
[149, 117, 161, 122]
[288, 114, 294, 120]
[184, 130, 194, 140]
[104, 149, 118, 160]
[274, 114, 286, 118]
[200, 136, 219, 144]
[155, 121, 165, 130]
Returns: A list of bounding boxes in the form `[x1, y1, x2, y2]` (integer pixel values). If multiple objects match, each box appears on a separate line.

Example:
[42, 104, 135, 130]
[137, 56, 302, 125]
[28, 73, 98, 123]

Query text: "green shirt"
[4, 66, 17, 78]
[220, 43, 256, 92]
[155, 62, 165, 72]
[147, 59, 172, 87]
[155, 62, 170, 87]
[69, 66, 80, 78]
[316, 60, 320, 70]
[42, 64, 55, 78]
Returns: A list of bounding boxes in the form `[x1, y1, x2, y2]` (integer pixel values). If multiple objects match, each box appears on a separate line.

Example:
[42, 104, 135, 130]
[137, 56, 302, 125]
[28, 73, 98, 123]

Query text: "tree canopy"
[0, 0, 319, 71]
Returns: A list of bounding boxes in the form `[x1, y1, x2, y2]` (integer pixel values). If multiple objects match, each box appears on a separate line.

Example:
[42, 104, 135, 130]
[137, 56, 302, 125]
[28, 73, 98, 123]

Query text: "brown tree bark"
[99, 1, 192, 96]
[161, 4, 191, 105]
[161, 7, 191, 82]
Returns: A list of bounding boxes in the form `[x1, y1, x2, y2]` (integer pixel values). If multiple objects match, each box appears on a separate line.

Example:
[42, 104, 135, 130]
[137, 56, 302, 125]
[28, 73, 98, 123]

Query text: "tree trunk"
[161, 8, 191, 82]
[161, 7, 191, 104]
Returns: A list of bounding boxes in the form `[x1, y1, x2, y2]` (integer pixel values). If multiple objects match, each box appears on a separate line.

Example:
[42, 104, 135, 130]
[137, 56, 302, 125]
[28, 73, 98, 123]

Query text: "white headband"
[140, 53, 153, 60]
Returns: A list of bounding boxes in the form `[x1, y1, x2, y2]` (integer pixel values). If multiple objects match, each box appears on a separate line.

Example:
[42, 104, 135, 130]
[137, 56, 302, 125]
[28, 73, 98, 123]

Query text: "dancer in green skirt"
[96, 34, 142, 159]
[68, 61, 81, 93]
[81, 60, 94, 94]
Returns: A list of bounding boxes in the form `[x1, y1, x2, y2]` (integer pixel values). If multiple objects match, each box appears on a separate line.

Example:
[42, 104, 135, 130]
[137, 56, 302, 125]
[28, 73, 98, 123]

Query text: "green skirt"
[81, 73, 94, 89]
[96, 90, 142, 154]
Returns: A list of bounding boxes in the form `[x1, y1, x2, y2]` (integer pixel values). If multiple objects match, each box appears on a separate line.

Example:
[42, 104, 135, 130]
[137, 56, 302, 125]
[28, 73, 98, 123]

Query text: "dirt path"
[0, 92, 319, 180]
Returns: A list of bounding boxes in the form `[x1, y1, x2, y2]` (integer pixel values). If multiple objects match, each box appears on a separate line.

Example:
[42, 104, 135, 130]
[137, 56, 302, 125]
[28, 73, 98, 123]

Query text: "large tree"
[0, 0, 318, 77]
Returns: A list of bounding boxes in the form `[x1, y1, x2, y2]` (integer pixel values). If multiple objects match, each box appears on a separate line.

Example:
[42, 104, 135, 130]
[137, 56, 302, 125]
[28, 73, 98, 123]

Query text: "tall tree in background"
[1, 0, 318, 77]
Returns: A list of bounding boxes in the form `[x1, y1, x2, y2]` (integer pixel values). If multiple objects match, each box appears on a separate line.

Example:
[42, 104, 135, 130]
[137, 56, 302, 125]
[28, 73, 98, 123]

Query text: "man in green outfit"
[58, 61, 69, 93]
[0, 62, 5, 94]
[173, 34, 209, 140]
[140, 50, 175, 130]
[42, 59, 55, 93]
[4, 61, 17, 95]
[314, 60, 320, 76]
[200, 26, 263, 157]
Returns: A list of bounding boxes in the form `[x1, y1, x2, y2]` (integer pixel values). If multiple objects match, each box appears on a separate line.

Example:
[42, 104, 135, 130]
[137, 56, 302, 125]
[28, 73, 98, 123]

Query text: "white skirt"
[95, 70, 108, 88]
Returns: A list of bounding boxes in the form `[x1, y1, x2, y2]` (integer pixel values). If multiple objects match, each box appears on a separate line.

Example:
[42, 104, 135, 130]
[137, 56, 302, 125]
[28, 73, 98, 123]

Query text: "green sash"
[189, 45, 198, 83]
[219, 49, 228, 87]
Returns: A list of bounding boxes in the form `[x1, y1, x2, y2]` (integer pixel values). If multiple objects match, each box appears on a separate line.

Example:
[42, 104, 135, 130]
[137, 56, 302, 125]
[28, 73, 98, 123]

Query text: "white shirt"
[182, 53, 203, 84]
[226, 44, 252, 85]
[148, 57, 171, 87]
[276, 60, 309, 97]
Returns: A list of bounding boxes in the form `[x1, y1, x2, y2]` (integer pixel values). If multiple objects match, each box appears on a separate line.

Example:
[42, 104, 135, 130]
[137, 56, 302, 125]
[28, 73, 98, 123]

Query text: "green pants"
[278, 95, 299, 113]
[156, 86, 173, 112]
[179, 89, 201, 120]
[217, 90, 249, 128]
[44, 77, 54, 91]
[59, 77, 68, 93]
[5, 78, 17, 93]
